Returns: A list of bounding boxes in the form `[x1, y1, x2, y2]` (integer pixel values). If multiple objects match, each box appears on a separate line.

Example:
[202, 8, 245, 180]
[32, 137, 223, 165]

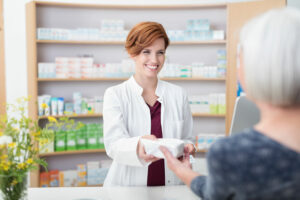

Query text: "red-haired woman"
[103, 22, 195, 186]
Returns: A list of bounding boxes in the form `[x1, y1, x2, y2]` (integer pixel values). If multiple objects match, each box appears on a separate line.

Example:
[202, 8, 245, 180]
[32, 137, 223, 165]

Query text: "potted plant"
[0, 97, 54, 200]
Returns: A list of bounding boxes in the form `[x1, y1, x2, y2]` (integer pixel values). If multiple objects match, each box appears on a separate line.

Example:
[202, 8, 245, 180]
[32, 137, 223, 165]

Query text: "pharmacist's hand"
[184, 143, 196, 157]
[160, 146, 192, 173]
[137, 135, 160, 163]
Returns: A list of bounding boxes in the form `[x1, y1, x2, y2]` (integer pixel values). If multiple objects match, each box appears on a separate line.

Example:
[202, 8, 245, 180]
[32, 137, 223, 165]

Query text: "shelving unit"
[38, 77, 226, 82]
[36, 39, 227, 45]
[39, 149, 106, 157]
[26, 0, 284, 188]
[38, 113, 225, 120]
[27, 1, 232, 187]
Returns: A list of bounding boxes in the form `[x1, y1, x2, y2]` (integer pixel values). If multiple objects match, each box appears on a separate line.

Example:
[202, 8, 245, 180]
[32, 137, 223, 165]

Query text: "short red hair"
[125, 22, 169, 57]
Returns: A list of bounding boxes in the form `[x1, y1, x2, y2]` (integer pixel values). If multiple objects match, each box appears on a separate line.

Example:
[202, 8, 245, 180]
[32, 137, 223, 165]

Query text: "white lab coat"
[103, 76, 194, 187]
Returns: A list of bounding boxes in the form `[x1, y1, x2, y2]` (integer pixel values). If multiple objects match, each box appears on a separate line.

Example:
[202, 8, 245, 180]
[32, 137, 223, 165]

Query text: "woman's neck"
[255, 101, 300, 152]
[133, 74, 158, 92]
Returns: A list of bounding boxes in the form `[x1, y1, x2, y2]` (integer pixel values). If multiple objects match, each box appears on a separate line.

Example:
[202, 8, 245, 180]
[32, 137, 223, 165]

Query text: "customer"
[161, 7, 300, 199]
[103, 22, 195, 186]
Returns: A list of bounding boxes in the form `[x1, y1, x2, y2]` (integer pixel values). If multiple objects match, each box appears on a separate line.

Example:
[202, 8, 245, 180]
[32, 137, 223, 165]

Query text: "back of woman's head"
[240, 7, 300, 106]
[125, 21, 169, 57]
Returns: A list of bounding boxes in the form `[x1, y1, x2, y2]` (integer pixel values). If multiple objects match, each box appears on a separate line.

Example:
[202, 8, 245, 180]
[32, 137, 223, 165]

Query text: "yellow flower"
[8, 142, 16, 148]
[11, 179, 18, 186]
[48, 116, 57, 123]
[17, 163, 26, 169]
[26, 158, 33, 164]
[3, 165, 9, 171]
[0, 144, 4, 149]
[41, 103, 48, 109]
[0, 131, 3, 136]
[1, 161, 10, 171]
[32, 131, 41, 137]
[0, 154, 8, 160]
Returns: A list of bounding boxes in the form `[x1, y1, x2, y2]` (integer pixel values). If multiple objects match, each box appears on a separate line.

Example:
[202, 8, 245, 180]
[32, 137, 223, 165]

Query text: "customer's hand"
[160, 146, 192, 173]
[160, 146, 199, 187]
[137, 135, 161, 163]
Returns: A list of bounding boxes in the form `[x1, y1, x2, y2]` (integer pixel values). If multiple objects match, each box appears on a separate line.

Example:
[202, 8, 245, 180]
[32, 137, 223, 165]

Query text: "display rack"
[26, 0, 285, 187]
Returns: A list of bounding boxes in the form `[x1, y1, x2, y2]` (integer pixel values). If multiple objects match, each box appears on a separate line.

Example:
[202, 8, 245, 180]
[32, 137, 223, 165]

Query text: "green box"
[76, 125, 87, 150]
[97, 124, 104, 149]
[55, 130, 66, 152]
[209, 104, 218, 114]
[66, 130, 77, 151]
[87, 124, 98, 149]
[218, 104, 226, 115]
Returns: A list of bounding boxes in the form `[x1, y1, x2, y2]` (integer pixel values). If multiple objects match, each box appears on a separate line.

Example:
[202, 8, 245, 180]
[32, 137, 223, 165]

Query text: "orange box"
[49, 170, 59, 187]
[40, 172, 50, 187]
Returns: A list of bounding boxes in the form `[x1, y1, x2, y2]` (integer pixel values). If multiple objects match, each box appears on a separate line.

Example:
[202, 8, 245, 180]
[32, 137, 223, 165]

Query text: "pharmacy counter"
[28, 185, 200, 200]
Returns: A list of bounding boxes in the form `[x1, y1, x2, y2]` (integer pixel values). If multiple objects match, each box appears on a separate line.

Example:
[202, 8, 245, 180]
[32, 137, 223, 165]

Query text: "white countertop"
[28, 185, 200, 200]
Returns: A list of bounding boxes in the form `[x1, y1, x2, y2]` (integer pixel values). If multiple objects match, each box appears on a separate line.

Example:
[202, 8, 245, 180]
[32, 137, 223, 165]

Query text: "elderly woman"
[161, 7, 300, 199]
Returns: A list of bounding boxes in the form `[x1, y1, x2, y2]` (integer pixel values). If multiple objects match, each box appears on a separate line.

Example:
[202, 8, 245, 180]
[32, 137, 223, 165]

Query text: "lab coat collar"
[129, 76, 164, 102]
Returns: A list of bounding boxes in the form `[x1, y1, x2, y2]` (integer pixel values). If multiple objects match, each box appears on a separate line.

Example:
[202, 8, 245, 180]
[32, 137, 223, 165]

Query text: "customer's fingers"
[160, 146, 177, 163]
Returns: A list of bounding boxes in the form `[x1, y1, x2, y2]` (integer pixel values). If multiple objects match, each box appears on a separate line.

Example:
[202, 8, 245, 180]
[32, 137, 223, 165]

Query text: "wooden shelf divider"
[37, 39, 227, 45]
[38, 77, 226, 82]
[39, 149, 106, 157]
[38, 113, 225, 120]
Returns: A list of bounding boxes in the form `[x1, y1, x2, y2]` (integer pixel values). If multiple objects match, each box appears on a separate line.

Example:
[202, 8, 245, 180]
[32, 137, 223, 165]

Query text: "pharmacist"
[103, 22, 195, 186]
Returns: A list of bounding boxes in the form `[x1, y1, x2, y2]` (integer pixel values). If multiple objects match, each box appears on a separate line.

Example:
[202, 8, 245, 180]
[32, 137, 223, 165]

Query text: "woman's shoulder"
[208, 129, 259, 156]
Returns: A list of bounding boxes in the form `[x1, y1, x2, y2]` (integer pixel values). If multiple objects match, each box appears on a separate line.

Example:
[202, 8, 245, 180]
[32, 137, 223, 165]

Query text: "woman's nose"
[150, 53, 158, 63]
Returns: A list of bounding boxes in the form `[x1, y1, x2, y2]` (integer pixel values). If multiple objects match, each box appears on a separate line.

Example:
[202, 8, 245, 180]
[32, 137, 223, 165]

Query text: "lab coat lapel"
[155, 79, 165, 137]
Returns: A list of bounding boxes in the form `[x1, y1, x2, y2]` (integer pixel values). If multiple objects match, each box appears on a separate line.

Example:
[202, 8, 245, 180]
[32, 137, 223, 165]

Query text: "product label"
[78, 139, 85, 144]
[57, 141, 65, 147]
[68, 140, 76, 146]
[89, 138, 96, 144]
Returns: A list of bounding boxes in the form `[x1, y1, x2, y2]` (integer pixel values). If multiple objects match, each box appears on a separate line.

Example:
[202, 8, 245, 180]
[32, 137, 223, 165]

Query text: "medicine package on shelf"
[141, 138, 185, 159]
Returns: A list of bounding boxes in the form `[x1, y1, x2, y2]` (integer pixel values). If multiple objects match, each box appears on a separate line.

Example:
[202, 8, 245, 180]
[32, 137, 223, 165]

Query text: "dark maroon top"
[147, 101, 165, 186]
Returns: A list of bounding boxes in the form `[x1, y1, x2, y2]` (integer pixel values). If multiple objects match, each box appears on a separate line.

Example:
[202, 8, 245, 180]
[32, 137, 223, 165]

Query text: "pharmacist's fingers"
[184, 143, 195, 154]
[141, 135, 157, 140]
[143, 154, 157, 162]
[137, 140, 147, 159]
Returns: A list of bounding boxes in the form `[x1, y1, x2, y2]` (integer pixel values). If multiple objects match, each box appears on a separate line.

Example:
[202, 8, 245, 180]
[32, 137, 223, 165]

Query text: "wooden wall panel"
[0, 0, 6, 115]
[226, 0, 286, 134]
[26, 1, 39, 187]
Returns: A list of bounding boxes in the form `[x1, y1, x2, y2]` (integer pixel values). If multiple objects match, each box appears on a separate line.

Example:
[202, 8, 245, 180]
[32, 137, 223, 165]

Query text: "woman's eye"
[143, 51, 150, 54]
[158, 51, 165, 55]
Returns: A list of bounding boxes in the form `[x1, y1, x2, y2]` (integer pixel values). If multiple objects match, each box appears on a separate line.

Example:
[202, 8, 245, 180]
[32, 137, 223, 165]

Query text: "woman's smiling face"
[132, 38, 166, 79]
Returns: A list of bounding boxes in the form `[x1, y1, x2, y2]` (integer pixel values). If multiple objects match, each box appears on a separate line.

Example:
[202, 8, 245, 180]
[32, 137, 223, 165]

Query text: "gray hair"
[240, 7, 300, 106]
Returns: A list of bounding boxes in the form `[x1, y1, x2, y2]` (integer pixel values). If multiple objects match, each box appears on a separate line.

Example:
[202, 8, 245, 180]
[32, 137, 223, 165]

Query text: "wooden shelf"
[35, 1, 227, 9]
[196, 149, 207, 153]
[36, 40, 227, 45]
[192, 113, 225, 117]
[39, 149, 106, 157]
[39, 113, 224, 119]
[38, 77, 226, 82]
[38, 114, 103, 120]
[161, 77, 226, 81]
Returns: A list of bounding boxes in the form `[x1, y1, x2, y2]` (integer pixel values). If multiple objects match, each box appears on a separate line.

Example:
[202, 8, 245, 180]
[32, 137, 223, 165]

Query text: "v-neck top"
[147, 101, 165, 186]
